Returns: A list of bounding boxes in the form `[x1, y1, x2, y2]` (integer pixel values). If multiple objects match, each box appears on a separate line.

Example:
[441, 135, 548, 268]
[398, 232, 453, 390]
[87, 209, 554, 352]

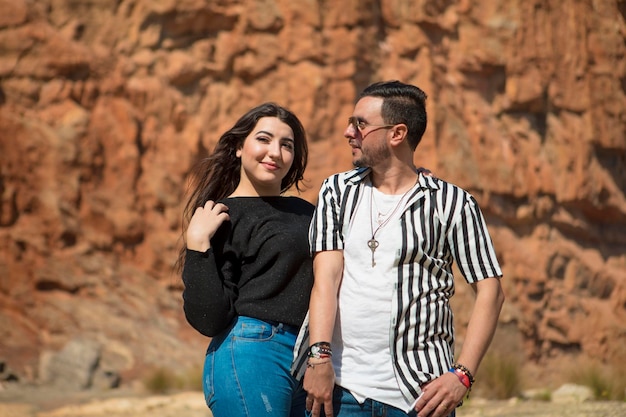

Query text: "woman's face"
[236, 117, 296, 196]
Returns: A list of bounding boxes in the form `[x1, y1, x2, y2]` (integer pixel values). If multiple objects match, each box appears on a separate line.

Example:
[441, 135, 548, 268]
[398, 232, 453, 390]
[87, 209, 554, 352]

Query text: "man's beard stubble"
[352, 140, 392, 168]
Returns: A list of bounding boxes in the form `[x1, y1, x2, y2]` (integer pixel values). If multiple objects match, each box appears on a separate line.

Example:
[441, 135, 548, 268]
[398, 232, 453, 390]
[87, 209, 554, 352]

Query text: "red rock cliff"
[0, 0, 625, 390]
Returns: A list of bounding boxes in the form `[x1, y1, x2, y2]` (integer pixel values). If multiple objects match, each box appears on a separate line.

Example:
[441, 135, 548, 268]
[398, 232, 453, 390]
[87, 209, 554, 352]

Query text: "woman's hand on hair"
[186, 201, 230, 252]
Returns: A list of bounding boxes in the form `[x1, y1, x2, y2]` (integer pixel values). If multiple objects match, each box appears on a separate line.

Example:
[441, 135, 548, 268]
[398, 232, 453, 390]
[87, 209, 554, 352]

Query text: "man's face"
[344, 96, 392, 168]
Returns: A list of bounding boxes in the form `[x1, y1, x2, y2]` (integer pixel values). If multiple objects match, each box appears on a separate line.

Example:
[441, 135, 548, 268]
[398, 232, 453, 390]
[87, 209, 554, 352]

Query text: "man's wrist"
[449, 368, 471, 389]
[448, 362, 475, 401]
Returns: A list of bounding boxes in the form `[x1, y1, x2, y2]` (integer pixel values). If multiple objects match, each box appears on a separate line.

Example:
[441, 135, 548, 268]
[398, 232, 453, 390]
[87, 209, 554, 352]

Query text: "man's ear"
[389, 124, 408, 147]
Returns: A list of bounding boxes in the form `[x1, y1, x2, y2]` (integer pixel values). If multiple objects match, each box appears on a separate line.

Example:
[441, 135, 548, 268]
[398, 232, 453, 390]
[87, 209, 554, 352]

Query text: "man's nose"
[344, 123, 357, 139]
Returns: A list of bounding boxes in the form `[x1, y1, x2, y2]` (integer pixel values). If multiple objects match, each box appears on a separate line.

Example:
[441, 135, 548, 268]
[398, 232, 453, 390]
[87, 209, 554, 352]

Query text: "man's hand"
[413, 372, 467, 417]
[303, 361, 335, 417]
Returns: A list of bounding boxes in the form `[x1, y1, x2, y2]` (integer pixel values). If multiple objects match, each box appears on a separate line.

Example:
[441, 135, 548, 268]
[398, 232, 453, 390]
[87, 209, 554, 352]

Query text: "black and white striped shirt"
[292, 167, 502, 404]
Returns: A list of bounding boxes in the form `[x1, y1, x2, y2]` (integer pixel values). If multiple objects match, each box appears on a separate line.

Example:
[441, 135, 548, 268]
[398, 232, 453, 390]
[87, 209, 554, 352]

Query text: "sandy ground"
[0, 385, 210, 417]
[0, 385, 625, 417]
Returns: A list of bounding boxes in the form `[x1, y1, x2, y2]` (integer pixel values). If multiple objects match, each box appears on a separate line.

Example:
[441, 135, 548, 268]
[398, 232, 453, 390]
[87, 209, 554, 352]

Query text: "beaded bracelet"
[448, 362, 475, 403]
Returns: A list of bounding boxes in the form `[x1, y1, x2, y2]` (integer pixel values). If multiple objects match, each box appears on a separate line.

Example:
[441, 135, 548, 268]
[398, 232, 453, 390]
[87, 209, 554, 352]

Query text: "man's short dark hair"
[359, 81, 428, 150]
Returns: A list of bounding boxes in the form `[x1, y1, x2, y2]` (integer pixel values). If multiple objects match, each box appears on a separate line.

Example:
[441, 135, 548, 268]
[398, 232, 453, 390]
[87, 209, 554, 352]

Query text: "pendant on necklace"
[367, 238, 379, 267]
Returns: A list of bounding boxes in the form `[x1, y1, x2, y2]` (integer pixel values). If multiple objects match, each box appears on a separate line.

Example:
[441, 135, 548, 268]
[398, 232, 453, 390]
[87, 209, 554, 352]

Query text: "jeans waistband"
[265, 319, 300, 335]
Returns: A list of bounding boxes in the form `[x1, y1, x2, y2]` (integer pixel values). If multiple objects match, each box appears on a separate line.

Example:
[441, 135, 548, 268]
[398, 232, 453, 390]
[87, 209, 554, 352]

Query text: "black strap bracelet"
[308, 341, 332, 359]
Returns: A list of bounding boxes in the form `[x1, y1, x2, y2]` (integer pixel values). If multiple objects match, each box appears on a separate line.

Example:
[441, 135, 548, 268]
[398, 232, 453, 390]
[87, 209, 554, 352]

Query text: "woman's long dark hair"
[175, 102, 308, 272]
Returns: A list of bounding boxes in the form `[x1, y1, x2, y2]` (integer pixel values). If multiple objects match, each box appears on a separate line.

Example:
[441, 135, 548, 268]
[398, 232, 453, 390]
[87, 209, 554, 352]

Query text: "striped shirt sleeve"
[448, 192, 502, 282]
[310, 175, 345, 252]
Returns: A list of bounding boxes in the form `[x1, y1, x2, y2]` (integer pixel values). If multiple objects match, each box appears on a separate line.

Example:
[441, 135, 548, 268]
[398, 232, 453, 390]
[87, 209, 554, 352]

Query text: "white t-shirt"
[294, 168, 502, 409]
[331, 183, 417, 411]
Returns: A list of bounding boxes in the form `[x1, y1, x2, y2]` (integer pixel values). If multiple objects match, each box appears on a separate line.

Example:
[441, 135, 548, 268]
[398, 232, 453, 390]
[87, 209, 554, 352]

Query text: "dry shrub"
[474, 351, 522, 400]
[568, 360, 626, 401]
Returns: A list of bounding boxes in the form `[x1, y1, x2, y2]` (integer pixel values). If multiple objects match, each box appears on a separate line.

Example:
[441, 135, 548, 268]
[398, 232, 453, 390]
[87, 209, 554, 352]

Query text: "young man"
[293, 81, 505, 417]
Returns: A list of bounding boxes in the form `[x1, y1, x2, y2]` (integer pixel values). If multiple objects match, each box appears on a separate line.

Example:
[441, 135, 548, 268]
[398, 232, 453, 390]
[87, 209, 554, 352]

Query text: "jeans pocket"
[235, 320, 274, 341]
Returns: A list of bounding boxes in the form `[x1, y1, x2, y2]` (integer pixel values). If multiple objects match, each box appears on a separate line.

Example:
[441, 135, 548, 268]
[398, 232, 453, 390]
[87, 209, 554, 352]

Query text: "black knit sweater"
[182, 196, 315, 337]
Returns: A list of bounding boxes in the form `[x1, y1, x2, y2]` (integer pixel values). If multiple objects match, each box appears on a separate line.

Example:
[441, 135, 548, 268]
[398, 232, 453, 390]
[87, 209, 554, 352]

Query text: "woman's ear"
[236, 148, 242, 158]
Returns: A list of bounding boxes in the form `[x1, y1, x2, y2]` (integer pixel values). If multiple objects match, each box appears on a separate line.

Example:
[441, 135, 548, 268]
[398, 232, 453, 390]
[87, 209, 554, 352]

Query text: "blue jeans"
[203, 316, 306, 417]
[329, 386, 455, 417]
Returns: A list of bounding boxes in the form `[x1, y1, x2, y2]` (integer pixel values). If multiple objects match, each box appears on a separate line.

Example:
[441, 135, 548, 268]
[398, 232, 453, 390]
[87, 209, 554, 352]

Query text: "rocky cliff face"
[1, 0, 625, 390]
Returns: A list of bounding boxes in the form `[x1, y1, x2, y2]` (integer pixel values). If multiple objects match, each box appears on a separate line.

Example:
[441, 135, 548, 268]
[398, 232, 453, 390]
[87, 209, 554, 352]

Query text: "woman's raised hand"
[186, 201, 230, 252]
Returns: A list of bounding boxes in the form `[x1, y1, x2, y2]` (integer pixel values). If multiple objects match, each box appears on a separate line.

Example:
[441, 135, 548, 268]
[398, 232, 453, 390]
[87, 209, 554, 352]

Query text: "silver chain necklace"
[371, 191, 395, 224]
[367, 182, 415, 267]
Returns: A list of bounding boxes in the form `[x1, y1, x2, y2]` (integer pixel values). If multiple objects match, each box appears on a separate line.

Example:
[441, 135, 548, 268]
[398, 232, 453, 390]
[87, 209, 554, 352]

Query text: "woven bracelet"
[449, 362, 475, 403]
[306, 359, 331, 369]
[449, 367, 471, 390]
[451, 362, 475, 386]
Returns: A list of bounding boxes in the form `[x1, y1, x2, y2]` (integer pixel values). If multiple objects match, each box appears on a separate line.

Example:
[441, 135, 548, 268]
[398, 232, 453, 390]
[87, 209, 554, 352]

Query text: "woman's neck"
[229, 183, 281, 198]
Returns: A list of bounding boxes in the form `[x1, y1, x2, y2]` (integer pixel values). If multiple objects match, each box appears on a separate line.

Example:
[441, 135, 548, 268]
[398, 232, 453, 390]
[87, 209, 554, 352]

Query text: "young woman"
[178, 103, 313, 417]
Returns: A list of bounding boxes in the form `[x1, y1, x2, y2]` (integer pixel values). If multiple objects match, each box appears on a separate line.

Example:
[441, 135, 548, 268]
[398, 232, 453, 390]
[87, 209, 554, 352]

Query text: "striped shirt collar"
[343, 166, 441, 192]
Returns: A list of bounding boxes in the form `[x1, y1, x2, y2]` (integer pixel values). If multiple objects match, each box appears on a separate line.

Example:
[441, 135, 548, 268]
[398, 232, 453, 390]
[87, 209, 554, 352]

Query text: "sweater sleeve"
[182, 248, 238, 337]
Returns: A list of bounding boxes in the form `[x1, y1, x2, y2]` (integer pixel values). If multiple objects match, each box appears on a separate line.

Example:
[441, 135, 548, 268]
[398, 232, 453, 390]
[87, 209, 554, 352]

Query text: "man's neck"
[370, 163, 418, 195]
